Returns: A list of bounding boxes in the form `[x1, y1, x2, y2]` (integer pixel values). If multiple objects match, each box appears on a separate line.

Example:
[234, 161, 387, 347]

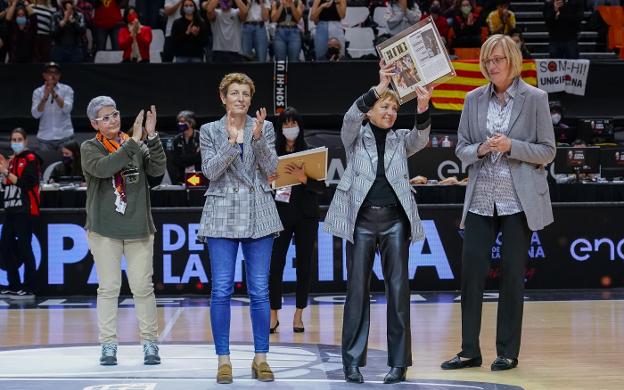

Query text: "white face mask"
[551, 113, 561, 125]
[282, 126, 300, 141]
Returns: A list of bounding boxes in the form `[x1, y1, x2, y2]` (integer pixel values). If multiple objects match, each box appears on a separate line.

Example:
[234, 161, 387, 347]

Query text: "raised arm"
[251, 109, 279, 178]
[403, 85, 432, 156]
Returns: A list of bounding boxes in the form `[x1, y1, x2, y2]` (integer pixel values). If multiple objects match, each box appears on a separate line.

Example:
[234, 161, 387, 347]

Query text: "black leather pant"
[342, 205, 412, 368]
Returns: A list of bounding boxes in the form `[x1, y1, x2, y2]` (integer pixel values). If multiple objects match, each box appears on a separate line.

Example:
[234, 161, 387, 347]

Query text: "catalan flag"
[431, 60, 538, 111]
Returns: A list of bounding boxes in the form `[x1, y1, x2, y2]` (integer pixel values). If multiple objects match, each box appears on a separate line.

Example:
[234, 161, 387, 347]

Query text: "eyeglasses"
[94, 110, 120, 124]
[483, 56, 507, 67]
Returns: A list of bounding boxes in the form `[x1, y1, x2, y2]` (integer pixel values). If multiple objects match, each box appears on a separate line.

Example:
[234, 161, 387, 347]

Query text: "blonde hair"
[377, 89, 400, 107]
[219, 73, 256, 97]
[479, 34, 523, 81]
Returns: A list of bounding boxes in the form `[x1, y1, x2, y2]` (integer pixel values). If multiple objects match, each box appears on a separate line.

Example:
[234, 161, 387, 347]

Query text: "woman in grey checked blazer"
[323, 60, 433, 384]
[197, 73, 283, 384]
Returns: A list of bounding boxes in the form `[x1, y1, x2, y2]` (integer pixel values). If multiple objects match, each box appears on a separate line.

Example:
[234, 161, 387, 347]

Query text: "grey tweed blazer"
[456, 78, 556, 231]
[197, 115, 283, 239]
[324, 89, 431, 243]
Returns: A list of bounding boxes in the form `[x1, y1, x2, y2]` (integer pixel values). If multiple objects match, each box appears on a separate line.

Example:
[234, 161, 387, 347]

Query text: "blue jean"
[273, 26, 301, 62]
[549, 40, 579, 59]
[314, 21, 343, 60]
[52, 46, 84, 63]
[242, 23, 268, 62]
[175, 56, 204, 63]
[94, 26, 120, 51]
[207, 235, 274, 355]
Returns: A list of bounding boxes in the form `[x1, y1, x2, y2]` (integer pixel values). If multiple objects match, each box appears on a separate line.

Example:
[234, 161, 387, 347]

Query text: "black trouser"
[342, 205, 411, 368]
[0, 213, 37, 292]
[269, 209, 318, 310]
[459, 211, 531, 360]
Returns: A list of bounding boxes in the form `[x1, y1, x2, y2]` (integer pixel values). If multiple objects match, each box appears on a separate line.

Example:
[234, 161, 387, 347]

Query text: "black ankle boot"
[343, 366, 364, 383]
[383, 367, 407, 384]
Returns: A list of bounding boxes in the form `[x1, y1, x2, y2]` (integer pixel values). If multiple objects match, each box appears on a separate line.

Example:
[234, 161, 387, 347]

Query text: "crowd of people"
[0, 0, 603, 63]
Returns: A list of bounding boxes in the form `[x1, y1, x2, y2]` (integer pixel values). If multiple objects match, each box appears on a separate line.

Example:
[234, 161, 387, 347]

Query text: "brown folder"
[271, 147, 328, 189]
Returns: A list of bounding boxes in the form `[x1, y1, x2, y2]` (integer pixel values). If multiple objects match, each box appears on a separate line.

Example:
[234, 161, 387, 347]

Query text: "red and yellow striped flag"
[431, 60, 537, 111]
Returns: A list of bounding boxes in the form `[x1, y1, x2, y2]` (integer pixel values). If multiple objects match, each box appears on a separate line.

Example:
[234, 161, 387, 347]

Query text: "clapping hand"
[132, 110, 145, 143]
[0, 155, 8, 175]
[226, 111, 240, 143]
[145, 105, 157, 137]
[252, 107, 267, 140]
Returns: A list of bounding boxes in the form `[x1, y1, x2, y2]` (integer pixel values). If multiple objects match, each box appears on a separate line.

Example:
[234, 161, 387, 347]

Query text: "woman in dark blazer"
[441, 34, 555, 372]
[268, 107, 325, 334]
[324, 61, 433, 384]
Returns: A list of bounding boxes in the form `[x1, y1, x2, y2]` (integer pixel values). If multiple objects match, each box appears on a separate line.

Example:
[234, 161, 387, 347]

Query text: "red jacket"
[3, 150, 41, 216]
[93, 0, 122, 29]
[118, 25, 152, 61]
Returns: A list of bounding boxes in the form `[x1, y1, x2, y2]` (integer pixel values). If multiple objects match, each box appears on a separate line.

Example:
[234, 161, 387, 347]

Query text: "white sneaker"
[7, 290, 35, 300]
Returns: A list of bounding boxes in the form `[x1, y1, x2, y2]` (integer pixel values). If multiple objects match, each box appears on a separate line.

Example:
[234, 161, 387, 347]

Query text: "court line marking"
[158, 307, 185, 342]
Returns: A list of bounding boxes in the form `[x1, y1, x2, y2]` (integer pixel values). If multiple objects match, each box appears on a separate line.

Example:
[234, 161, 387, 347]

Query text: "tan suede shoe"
[216, 363, 233, 384]
[251, 360, 274, 382]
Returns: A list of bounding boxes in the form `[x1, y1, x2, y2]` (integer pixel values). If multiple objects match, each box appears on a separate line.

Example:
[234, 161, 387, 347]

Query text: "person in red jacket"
[421, 0, 450, 44]
[0, 128, 42, 300]
[93, 0, 125, 51]
[118, 6, 152, 62]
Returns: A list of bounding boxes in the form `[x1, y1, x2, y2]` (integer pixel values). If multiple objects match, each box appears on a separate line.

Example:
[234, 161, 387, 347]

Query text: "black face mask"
[327, 47, 340, 56]
[430, 5, 441, 14]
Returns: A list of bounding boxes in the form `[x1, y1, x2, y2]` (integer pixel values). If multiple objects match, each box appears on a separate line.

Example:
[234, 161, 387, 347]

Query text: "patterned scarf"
[96, 131, 130, 214]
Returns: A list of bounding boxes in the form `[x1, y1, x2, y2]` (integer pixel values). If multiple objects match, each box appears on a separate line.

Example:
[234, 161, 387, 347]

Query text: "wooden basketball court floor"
[0, 290, 623, 390]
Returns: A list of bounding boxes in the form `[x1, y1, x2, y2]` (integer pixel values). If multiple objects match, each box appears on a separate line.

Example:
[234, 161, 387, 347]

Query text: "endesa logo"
[570, 237, 624, 262]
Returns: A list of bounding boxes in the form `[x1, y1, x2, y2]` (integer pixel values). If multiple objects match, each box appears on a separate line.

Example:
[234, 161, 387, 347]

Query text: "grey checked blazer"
[456, 78, 556, 231]
[197, 115, 283, 239]
[324, 89, 431, 243]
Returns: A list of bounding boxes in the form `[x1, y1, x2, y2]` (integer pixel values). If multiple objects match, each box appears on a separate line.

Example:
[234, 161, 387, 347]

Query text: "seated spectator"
[452, 0, 481, 47]
[486, 0, 515, 35]
[241, 0, 270, 62]
[48, 140, 84, 184]
[310, 0, 346, 60]
[93, 0, 123, 51]
[271, 0, 304, 62]
[171, 110, 201, 184]
[543, 0, 583, 59]
[509, 28, 532, 59]
[118, 6, 152, 63]
[440, 0, 457, 19]
[31, 0, 55, 62]
[386, 0, 421, 36]
[324, 36, 346, 61]
[52, 0, 86, 63]
[549, 100, 576, 145]
[172, 0, 208, 62]
[421, 0, 450, 42]
[5, 1, 36, 63]
[205, 0, 245, 63]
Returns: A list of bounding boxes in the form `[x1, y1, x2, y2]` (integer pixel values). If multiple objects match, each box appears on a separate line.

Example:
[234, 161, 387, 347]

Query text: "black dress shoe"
[343, 366, 364, 383]
[440, 355, 482, 370]
[383, 367, 407, 384]
[491, 356, 518, 371]
[269, 320, 279, 334]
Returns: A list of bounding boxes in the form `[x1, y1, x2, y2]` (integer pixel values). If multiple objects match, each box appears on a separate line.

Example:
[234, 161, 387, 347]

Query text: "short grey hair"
[177, 110, 196, 128]
[87, 96, 117, 120]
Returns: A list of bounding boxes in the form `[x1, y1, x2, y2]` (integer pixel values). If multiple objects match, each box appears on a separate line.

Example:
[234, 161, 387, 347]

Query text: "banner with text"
[536, 59, 590, 96]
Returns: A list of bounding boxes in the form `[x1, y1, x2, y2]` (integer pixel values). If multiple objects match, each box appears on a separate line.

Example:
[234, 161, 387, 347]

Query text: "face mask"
[551, 113, 561, 125]
[327, 47, 340, 56]
[178, 122, 189, 132]
[127, 13, 138, 23]
[62, 156, 73, 165]
[183, 6, 195, 15]
[282, 126, 300, 141]
[16, 16, 27, 26]
[430, 5, 441, 14]
[11, 142, 24, 155]
[461, 6, 471, 15]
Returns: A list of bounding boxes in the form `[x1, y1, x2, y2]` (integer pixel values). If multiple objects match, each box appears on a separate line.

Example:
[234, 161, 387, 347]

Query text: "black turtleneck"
[362, 122, 401, 207]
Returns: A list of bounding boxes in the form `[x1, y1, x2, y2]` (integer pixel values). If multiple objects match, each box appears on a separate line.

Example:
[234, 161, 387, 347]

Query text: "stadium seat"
[344, 27, 376, 58]
[94, 50, 124, 63]
[151, 29, 165, 52]
[372, 6, 389, 35]
[342, 6, 370, 28]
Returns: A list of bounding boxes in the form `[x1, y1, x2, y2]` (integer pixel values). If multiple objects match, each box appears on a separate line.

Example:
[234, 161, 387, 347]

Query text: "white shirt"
[31, 82, 75, 141]
[211, 9, 242, 53]
[165, 0, 200, 36]
[246, 0, 270, 22]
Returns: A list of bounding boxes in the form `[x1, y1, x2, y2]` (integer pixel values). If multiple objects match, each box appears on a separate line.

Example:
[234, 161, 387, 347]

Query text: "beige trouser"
[87, 231, 158, 344]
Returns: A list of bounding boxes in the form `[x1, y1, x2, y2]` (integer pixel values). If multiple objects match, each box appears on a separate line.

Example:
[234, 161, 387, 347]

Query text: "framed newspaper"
[376, 16, 456, 104]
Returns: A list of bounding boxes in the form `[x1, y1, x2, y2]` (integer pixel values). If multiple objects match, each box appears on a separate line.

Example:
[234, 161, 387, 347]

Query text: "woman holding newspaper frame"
[324, 60, 433, 384]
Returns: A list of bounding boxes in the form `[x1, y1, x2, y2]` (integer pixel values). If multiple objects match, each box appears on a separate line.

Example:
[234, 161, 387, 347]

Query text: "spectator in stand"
[48, 140, 84, 183]
[31, 62, 75, 151]
[52, 0, 86, 63]
[163, 0, 199, 62]
[31, 0, 55, 62]
[421, 0, 450, 42]
[172, 0, 208, 62]
[0, 0, 9, 62]
[452, 0, 481, 47]
[0, 128, 42, 300]
[324, 36, 346, 61]
[310, 0, 346, 61]
[486, 0, 515, 35]
[440, 0, 457, 19]
[509, 28, 532, 58]
[171, 110, 201, 184]
[549, 100, 575, 145]
[93, 0, 124, 51]
[386, 0, 421, 36]
[205, 0, 246, 63]
[118, 6, 152, 63]
[271, 0, 304, 62]
[241, 0, 270, 61]
[135, 0, 164, 28]
[543, 0, 583, 59]
[76, 0, 95, 59]
[5, 1, 36, 63]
